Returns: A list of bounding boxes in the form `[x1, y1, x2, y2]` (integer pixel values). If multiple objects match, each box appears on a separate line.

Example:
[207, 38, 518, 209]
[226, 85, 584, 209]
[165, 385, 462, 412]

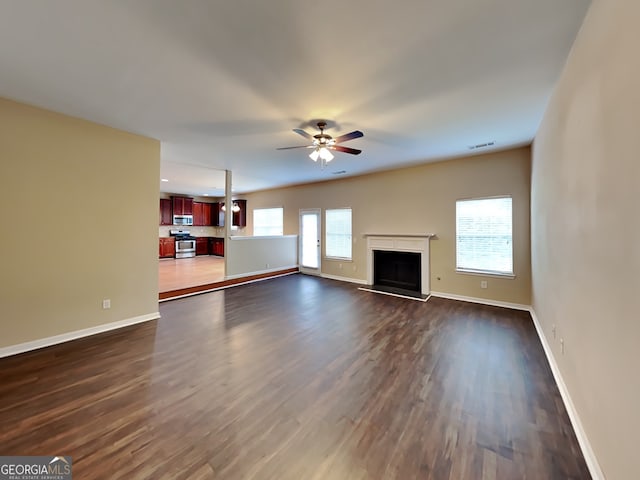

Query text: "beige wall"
[245, 147, 531, 305]
[226, 235, 298, 278]
[532, 0, 640, 478]
[0, 97, 160, 349]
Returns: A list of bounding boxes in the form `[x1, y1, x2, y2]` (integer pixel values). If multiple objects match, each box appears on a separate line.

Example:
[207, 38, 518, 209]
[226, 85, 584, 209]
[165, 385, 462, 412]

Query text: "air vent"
[332, 170, 347, 175]
[468, 141, 495, 150]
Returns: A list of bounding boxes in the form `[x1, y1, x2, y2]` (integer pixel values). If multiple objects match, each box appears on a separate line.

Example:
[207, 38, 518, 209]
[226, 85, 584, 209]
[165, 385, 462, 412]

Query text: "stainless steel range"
[170, 229, 196, 258]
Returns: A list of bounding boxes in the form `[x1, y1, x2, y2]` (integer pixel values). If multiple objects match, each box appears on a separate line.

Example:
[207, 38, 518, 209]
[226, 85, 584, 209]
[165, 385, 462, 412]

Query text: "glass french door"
[299, 209, 321, 275]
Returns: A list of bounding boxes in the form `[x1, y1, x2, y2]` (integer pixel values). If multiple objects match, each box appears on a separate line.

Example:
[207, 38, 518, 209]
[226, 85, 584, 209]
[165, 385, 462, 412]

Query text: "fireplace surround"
[364, 234, 435, 298]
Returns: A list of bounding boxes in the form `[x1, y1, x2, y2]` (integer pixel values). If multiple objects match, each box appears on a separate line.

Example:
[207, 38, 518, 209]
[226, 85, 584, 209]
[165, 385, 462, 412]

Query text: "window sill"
[325, 256, 353, 262]
[456, 269, 515, 279]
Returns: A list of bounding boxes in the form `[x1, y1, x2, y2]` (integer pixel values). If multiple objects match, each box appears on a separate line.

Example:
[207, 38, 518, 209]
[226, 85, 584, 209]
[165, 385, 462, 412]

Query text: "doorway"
[299, 209, 321, 275]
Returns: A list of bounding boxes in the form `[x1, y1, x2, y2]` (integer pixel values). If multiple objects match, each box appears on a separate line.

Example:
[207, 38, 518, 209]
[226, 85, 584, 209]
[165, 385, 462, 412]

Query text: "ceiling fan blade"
[331, 145, 362, 155]
[276, 145, 314, 150]
[333, 130, 364, 144]
[293, 128, 314, 141]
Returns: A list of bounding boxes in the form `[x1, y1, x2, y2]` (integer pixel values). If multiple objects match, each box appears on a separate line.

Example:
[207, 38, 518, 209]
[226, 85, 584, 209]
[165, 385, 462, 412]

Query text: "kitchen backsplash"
[158, 225, 247, 238]
[159, 226, 221, 237]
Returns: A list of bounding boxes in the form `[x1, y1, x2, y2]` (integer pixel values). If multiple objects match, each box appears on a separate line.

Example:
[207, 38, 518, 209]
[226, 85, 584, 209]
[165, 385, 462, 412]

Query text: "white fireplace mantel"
[364, 234, 436, 296]
[363, 233, 436, 239]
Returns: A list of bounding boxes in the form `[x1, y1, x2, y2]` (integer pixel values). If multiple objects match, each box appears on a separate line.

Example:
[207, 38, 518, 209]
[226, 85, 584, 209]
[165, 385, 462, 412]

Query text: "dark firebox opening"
[373, 250, 421, 295]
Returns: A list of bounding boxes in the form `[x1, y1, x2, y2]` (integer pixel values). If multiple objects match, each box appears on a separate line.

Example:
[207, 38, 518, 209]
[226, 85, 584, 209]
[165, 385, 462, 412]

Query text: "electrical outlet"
[339, 263, 343, 269]
[480, 280, 488, 289]
[102, 299, 111, 309]
[560, 338, 565, 354]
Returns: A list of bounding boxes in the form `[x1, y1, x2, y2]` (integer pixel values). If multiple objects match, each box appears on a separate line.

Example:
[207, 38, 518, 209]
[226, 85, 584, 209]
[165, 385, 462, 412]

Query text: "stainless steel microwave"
[173, 214, 193, 226]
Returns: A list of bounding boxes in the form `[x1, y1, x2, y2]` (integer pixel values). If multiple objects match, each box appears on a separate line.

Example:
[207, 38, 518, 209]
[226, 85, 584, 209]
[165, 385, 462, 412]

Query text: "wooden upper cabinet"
[193, 202, 204, 226]
[202, 202, 213, 226]
[159, 198, 172, 225]
[172, 196, 193, 216]
[212, 202, 223, 227]
[171, 196, 183, 215]
[233, 200, 247, 227]
[192, 201, 214, 226]
[183, 197, 193, 215]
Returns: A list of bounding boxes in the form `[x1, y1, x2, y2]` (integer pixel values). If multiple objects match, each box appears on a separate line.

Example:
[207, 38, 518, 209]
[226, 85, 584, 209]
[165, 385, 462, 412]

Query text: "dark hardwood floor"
[0, 274, 590, 479]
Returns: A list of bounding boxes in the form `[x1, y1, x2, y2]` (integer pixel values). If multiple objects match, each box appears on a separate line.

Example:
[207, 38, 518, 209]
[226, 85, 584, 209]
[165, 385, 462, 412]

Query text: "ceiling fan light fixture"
[279, 121, 363, 166]
[221, 202, 241, 212]
[309, 149, 320, 161]
[319, 147, 334, 162]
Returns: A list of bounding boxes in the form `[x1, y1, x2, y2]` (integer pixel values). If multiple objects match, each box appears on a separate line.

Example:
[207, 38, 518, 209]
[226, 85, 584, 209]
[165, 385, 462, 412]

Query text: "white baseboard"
[430, 291, 530, 311]
[225, 265, 299, 281]
[529, 308, 604, 480]
[319, 272, 368, 285]
[0, 312, 160, 359]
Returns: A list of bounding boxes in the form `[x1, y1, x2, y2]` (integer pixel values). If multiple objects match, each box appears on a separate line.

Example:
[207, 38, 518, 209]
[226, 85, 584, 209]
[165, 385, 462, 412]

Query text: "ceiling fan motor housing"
[314, 122, 332, 144]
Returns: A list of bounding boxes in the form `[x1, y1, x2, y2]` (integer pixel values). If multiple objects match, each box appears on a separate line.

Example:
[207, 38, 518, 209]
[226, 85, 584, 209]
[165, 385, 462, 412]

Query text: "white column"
[224, 170, 232, 279]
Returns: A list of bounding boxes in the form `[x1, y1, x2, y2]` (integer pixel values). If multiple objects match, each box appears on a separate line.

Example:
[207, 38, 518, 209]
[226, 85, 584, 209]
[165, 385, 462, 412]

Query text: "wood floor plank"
[159, 255, 225, 293]
[0, 274, 590, 479]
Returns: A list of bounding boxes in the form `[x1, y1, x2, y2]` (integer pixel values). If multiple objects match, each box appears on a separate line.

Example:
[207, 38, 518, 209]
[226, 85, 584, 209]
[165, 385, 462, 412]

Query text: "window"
[325, 208, 352, 260]
[456, 196, 513, 275]
[253, 207, 283, 236]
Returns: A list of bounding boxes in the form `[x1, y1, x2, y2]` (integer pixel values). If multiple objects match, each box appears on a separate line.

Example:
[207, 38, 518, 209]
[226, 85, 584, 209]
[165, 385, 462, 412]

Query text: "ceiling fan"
[277, 121, 364, 165]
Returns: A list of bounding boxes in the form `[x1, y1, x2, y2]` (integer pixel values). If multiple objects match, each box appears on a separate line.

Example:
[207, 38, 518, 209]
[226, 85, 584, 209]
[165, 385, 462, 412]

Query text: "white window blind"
[253, 207, 284, 236]
[456, 197, 513, 275]
[325, 208, 352, 260]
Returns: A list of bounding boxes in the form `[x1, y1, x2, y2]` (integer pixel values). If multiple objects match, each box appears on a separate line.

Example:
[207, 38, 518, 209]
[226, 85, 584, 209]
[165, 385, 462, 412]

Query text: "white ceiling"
[0, 0, 591, 196]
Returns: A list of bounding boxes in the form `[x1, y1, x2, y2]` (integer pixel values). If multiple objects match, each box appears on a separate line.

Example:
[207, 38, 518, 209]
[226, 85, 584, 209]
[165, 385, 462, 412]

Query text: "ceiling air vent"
[468, 141, 495, 150]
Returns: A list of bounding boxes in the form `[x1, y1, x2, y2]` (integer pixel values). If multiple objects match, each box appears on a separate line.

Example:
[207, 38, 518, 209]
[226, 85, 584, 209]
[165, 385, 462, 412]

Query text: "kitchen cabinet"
[172, 196, 193, 216]
[196, 237, 209, 255]
[209, 237, 224, 256]
[202, 202, 213, 226]
[193, 202, 214, 226]
[216, 199, 247, 227]
[159, 198, 172, 225]
[212, 203, 223, 227]
[233, 199, 247, 227]
[159, 238, 175, 258]
[193, 202, 203, 226]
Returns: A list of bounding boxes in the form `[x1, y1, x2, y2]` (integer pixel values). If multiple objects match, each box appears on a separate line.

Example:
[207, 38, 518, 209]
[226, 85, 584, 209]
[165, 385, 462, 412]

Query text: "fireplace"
[363, 234, 435, 299]
[373, 250, 421, 294]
